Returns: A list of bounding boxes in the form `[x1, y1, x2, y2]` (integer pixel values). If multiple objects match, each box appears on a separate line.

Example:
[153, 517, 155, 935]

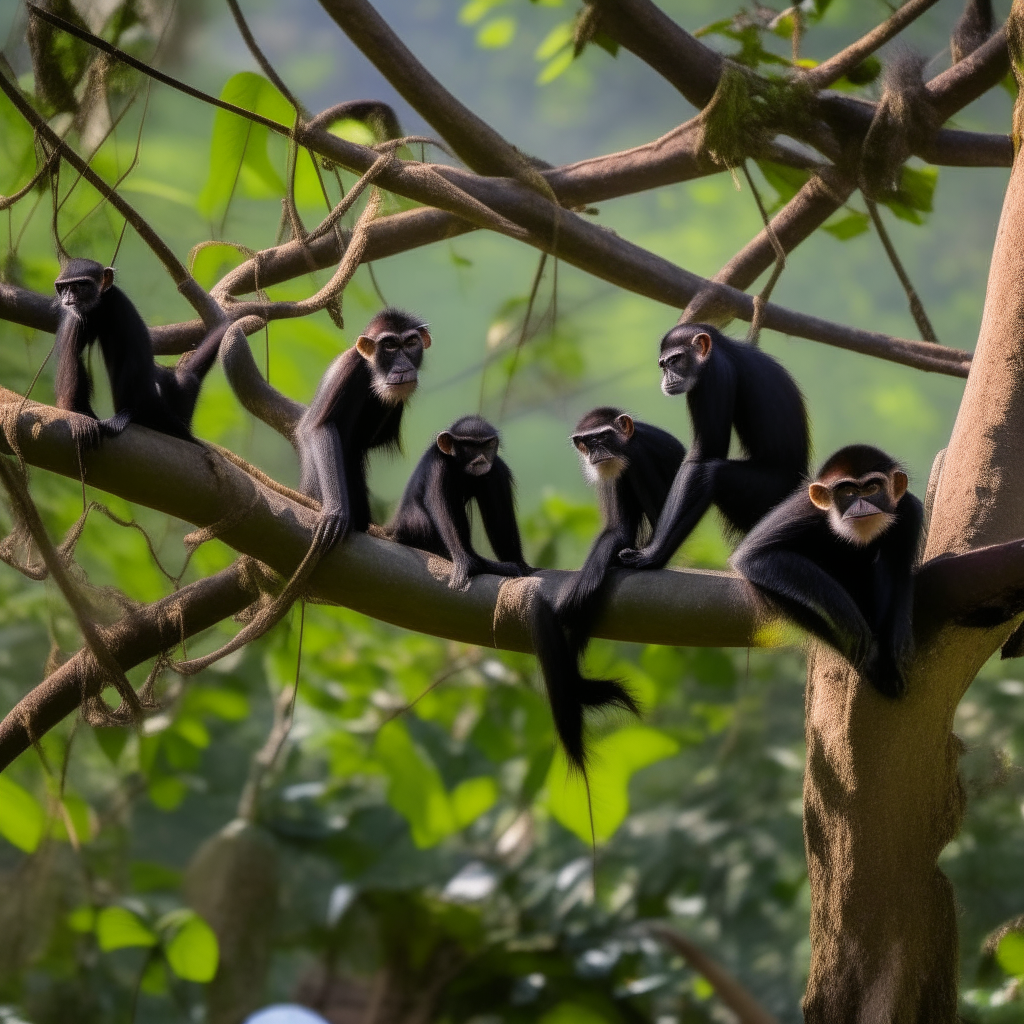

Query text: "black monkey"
[385, 415, 529, 589]
[295, 307, 430, 553]
[53, 259, 224, 446]
[173, 308, 431, 676]
[532, 407, 686, 770]
[618, 323, 809, 570]
[731, 445, 923, 698]
[951, 0, 993, 63]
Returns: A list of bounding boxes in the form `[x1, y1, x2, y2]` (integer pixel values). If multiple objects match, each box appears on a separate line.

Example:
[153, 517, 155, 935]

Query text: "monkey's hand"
[68, 413, 103, 450]
[99, 410, 132, 437]
[617, 546, 663, 570]
[312, 506, 349, 554]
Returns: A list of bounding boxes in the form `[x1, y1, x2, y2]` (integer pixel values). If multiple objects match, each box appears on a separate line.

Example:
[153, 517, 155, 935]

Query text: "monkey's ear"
[436, 431, 455, 456]
[808, 482, 833, 510]
[355, 335, 376, 360]
[101, 268, 115, 291]
[892, 470, 908, 502]
[419, 328, 431, 349]
[693, 332, 713, 359]
[615, 414, 635, 439]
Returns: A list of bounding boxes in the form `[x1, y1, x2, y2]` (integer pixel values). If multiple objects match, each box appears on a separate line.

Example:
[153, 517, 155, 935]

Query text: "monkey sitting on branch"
[52, 258, 225, 447]
[731, 445, 923, 698]
[384, 415, 530, 590]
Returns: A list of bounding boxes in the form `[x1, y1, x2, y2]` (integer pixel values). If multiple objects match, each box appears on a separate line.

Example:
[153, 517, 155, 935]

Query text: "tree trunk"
[801, 123, 1024, 1019]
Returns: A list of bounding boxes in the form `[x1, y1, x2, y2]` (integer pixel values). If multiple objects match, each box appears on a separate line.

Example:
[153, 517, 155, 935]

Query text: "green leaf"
[93, 725, 129, 765]
[148, 776, 188, 812]
[96, 906, 158, 951]
[185, 687, 250, 721]
[537, 49, 576, 84]
[140, 959, 168, 995]
[375, 720, 457, 847]
[477, 16, 517, 48]
[822, 210, 869, 240]
[164, 913, 219, 982]
[451, 777, 498, 828]
[545, 726, 679, 843]
[67, 905, 96, 933]
[539, 1002, 610, 1024]
[0, 775, 45, 853]
[199, 72, 294, 221]
[459, 0, 507, 26]
[535, 22, 573, 60]
[172, 717, 211, 749]
[894, 165, 938, 213]
[756, 160, 811, 207]
[330, 119, 376, 146]
[997, 932, 1024, 978]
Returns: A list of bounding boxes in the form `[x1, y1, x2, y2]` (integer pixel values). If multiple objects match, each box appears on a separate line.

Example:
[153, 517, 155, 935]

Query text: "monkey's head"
[809, 445, 908, 547]
[55, 258, 114, 317]
[437, 415, 499, 477]
[355, 308, 431, 405]
[571, 407, 634, 483]
[658, 323, 715, 396]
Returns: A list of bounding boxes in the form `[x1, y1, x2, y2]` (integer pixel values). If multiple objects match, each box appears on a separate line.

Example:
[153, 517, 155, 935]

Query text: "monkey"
[730, 445, 923, 698]
[384, 415, 529, 590]
[294, 307, 430, 553]
[617, 323, 809, 571]
[532, 407, 686, 771]
[53, 258, 225, 447]
[173, 308, 431, 676]
[951, 0, 993, 64]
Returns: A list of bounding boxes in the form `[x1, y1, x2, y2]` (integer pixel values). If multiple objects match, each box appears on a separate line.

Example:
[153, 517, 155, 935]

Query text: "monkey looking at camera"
[385, 415, 529, 590]
[53, 258, 225, 446]
[618, 323, 809, 571]
[731, 445, 923, 698]
[532, 407, 686, 771]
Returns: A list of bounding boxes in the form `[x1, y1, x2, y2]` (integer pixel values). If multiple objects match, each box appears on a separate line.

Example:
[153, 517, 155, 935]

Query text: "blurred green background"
[1, 0, 1023, 1021]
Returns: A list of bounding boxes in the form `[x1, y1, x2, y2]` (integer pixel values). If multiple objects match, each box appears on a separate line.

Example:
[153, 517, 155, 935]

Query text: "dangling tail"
[530, 593, 639, 774]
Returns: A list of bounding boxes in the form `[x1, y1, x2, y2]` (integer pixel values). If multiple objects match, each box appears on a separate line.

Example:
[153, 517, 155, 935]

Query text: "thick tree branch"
[0, 561, 259, 771]
[803, 0, 942, 90]
[316, 0, 552, 197]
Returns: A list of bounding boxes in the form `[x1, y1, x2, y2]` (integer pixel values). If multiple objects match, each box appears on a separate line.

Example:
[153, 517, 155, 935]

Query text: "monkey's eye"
[862, 482, 881, 496]
[835, 484, 858, 500]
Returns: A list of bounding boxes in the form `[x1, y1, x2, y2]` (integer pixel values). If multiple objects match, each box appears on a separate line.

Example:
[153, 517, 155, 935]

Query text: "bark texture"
[801, 135, 1024, 1020]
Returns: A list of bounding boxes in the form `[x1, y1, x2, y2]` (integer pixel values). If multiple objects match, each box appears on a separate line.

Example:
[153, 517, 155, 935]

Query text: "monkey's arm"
[733, 545, 877, 672]
[299, 420, 351, 552]
[618, 459, 719, 570]
[424, 461, 487, 589]
[478, 461, 530, 573]
[54, 350, 102, 447]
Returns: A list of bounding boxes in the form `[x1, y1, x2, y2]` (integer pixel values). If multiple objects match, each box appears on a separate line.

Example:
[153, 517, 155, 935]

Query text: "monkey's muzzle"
[842, 497, 885, 519]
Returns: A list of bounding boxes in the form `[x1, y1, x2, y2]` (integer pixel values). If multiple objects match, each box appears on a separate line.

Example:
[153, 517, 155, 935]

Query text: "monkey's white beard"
[373, 378, 418, 405]
[580, 455, 626, 485]
[829, 507, 895, 546]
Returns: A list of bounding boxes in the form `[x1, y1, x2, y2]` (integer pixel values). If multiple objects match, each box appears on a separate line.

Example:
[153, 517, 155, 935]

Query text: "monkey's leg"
[618, 460, 717, 570]
[713, 460, 801, 534]
[734, 548, 877, 672]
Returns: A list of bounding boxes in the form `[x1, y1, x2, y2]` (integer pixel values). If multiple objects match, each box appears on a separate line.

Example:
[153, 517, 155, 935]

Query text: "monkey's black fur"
[533, 408, 686, 771]
[732, 445, 923, 698]
[386, 415, 528, 589]
[951, 0, 993, 64]
[295, 307, 429, 553]
[53, 258, 224, 446]
[618, 323, 809, 571]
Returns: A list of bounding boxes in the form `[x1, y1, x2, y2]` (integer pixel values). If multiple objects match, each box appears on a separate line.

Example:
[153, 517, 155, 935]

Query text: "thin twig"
[865, 198, 939, 343]
[740, 163, 786, 346]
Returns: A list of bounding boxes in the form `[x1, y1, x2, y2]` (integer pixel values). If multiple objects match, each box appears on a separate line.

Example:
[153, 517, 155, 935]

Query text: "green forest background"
[1, 0, 1023, 1021]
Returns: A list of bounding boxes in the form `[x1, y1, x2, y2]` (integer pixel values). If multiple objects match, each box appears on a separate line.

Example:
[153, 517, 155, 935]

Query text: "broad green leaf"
[545, 727, 679, 843]
[535, 22, 573, 60]
[67, 905, 96, 933]
[538, 49, 575, 82]
[375, 720, 456, 847]
[451, 777, 499, 828]
[0, 775, 45, 852]
[97, 906, 158, 951]
[165, 913, 219, 982]
[895, 165, 938, 213]
[459, 0, 507, 26]
[756, 160, 811, 207]
[539, 1002, 609, 1024]
[184, 688, 250, 722]
[148, 776, 188, 812]
[173, 717, 211, 749]
[997, 932, 1024, 978]
[140, 959, 168, 995]
[199, 72, 294, 220]
[330, 119, 376, 146]
[822, 211, 869, 240]
[477, 16, 517, 49]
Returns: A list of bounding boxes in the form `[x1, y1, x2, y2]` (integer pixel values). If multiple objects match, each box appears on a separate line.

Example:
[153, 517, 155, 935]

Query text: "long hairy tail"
[530, 593, 638, 774]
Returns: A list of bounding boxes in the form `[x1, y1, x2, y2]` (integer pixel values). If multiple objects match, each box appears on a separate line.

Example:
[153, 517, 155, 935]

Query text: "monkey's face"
[437, 432, 498, 476]
[357, 326, 430, 404]
[659, 328, 712, 396]
[572, 415, 633, 484]
[55, 273, 108, 315]
[809, 470, 907, 546]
